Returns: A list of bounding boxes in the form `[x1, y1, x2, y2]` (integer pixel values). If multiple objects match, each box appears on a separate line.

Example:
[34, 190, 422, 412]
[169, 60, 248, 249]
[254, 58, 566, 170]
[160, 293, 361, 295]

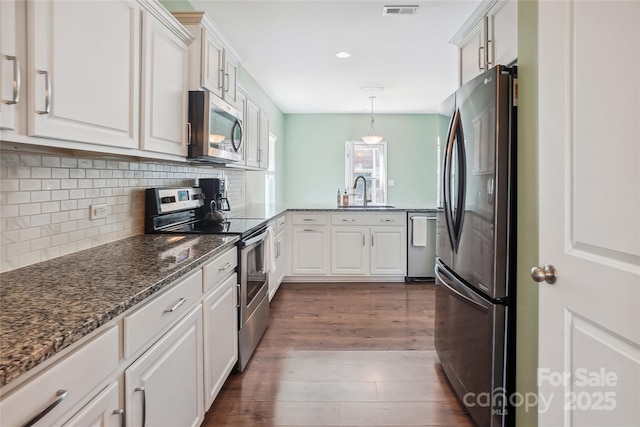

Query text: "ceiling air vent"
[382, 5, 419, 15]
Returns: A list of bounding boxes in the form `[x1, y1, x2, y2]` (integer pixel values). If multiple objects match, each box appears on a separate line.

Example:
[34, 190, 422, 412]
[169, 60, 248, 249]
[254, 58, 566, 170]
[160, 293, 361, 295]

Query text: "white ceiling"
[187, 1, 481, 114]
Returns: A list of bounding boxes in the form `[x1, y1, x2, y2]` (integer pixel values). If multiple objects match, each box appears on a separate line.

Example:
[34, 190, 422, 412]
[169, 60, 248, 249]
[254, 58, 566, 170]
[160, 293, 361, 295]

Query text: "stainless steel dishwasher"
[406, 211, 436, 281]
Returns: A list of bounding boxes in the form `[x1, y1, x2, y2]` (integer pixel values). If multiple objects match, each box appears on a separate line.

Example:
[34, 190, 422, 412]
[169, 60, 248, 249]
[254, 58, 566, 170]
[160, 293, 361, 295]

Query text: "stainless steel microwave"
[188, 91, 243, 163]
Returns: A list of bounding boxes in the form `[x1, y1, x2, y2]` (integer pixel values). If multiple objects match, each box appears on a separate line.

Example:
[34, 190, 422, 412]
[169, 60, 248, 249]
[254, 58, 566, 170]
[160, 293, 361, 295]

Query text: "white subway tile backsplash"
[42, 156, 61, 168]
[60, 158, 77, 168]
[20, 179, 41, 191]
[52, 168, 69, 179]
[32, 167, 52, 179]
[1, 149, 246, 272]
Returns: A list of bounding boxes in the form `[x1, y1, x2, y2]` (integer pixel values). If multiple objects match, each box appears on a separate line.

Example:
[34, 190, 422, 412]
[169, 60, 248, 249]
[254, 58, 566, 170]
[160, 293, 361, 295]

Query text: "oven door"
[239, 229, 268, 327]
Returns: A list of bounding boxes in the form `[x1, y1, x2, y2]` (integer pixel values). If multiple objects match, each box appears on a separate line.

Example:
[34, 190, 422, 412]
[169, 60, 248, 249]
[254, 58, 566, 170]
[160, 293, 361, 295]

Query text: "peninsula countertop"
[0, 233, 238, 388]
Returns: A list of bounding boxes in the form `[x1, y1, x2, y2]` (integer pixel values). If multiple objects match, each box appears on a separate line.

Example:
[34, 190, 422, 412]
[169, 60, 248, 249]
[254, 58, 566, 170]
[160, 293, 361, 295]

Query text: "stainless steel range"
[145, 181, 269, 372]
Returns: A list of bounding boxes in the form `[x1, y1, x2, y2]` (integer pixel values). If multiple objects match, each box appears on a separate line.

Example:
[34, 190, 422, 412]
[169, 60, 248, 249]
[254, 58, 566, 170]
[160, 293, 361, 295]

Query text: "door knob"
[530, 264, 557, 284]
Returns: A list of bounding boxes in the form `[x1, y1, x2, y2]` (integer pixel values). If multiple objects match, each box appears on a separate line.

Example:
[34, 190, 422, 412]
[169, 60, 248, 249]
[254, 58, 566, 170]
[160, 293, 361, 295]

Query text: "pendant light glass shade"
[362, 96, 383, 144]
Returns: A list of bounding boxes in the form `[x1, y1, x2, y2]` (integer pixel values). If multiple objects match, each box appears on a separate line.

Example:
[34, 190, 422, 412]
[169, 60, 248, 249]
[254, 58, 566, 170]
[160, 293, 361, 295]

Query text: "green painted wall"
[516, 0, 539, 425]
[158, 0, 194, 12]
[283, 114, 438, 206]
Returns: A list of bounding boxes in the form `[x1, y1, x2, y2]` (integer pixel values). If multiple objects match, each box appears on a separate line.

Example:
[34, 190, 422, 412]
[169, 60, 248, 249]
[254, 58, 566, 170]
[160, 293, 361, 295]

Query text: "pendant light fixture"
[362, 96, 383, 144]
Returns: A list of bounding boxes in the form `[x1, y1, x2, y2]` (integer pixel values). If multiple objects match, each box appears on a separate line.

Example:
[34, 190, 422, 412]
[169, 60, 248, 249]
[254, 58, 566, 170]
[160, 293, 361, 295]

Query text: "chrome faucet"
[353, 175, 368, 207]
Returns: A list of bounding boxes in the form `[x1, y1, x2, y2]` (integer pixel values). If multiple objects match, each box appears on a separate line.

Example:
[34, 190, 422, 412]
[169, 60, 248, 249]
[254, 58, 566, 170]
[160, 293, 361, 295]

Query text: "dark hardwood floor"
[201, 282, 474, 426]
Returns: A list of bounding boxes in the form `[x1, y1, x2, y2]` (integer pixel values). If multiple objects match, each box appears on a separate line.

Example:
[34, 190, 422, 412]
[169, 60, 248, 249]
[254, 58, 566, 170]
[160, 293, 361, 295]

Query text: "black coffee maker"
[199, 178, 231, 211]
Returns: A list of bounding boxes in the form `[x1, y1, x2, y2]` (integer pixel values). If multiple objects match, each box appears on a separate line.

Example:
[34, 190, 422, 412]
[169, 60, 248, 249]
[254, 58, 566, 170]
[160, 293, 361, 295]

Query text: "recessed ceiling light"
[336, 51, 351, 59]
[360, 86, 385, 91]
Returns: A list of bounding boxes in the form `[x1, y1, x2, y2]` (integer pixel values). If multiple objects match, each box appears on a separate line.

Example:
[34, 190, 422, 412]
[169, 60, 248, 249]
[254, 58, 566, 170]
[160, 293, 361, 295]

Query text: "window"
[345, 141, 387, 205]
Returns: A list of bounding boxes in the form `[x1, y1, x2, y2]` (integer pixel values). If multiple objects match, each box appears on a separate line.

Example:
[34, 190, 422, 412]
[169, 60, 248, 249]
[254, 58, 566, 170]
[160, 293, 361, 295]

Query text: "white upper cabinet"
[172, 12, 241, 108]
[1, 0, 20, 132]
[27, 0, 140, 148]
[139, 5, 192, 156]
[488, 0, 517, 68]
[453, 0, 517, 85]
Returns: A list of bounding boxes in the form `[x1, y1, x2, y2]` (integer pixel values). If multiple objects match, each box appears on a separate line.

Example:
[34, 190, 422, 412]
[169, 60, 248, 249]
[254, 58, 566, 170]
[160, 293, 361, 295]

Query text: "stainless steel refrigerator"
[435, 65, 517, 427]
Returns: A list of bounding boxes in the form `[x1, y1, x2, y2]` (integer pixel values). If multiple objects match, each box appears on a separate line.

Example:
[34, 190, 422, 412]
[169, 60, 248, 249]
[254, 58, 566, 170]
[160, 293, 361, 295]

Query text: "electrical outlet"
[90, 204, 108, 220]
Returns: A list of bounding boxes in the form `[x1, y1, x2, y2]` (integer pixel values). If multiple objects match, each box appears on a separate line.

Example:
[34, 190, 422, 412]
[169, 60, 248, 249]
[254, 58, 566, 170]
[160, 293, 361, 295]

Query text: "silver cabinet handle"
[362, 233, 365, 246]
[302, 218, 316, 222]
[219, 262, 233, 271]
[164, 297, 186, 313]
[380, 219, 394, 222]
[22, 389, 68, 427]
[35, 70, 51, 114]
[3, 55, 20, 104]
[371, 234, 374, 246]
[302, 229, 316, 232]
[236, 283, 241, 309]
[478, 46, 485, 71]
[186, 122, 192, 146]
[113, 409, 126, 427]
[219, 68, 225, 90]
[224, 72, 230, 92]
[134, 387, 146, 427]
[341, 218, 355, 222]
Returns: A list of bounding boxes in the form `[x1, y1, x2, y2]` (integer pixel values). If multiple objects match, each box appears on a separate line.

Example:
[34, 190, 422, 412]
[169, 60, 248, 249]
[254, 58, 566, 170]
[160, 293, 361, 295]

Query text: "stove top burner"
[165, 218, 267, 237]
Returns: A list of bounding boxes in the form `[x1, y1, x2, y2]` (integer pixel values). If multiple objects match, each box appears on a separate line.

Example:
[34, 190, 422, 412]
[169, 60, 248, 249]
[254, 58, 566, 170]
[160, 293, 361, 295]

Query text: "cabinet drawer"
[124, 270, 202, 358]
[202, 247, 237, 293]
[291, 213, 328, 226]
[332, 213, 406, 226]
[0, 326, 119, 427]
[276, 214, 287, 235]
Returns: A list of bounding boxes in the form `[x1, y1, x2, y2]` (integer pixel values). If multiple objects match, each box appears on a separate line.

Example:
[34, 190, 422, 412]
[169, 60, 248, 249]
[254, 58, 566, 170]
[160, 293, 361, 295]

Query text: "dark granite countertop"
[243, 204, 437, 221]
[0, 234, 238, 388]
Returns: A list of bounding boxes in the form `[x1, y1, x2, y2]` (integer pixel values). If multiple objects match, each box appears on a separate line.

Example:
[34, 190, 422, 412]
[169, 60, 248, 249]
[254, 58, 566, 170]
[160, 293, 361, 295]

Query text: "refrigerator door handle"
[442, 110, 457, 251]
[435, 263, 488, 311]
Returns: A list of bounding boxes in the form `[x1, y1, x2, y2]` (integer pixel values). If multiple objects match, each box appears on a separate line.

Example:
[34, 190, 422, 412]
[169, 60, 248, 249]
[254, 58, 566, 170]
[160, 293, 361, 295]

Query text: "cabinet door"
[222, 54, 238, 107]
[203, 274, 238, 409]
[140, 10, 189, 156]
[258, 109, 269, 169]
[202, 29, 224, 98]
[1, 0, 20, 132]
[370, 226, 407, 275]
[331, 227, 368, 275]
[488, 0, 517, 66]
[291, 226, 329, 275]
[269, 232, 286, 300]
[125, 306, 204, 427]
[28, 0, 139, 148]
[244, 98, 260, 167]
[459, 17, 487, 85]
[62, 382, 122, 427]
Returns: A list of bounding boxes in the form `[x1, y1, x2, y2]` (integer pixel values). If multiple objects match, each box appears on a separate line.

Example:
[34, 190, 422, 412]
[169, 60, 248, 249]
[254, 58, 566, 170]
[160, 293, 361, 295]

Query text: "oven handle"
[242, 230, 268, 248]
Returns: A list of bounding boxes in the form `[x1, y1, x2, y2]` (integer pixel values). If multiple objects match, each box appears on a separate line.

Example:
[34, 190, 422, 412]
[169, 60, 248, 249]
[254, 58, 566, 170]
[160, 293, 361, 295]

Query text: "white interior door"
[537, 1, 640, 425]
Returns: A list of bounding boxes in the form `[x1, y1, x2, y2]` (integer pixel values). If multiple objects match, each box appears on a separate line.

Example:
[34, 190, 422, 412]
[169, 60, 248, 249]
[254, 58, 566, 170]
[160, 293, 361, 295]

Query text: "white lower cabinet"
[289, 212, 407, 279]
[331, 227, 369, 275]
[268, 216, 287, 299]
[331, 224, 407, 276]
[291, 226, 330, 275]
[62, 381, 122, 427]
[370, 226, 407, 275]
[202, 273, 238, 409]
[0, 326, 120, 427]
[125, 305, 204, 427]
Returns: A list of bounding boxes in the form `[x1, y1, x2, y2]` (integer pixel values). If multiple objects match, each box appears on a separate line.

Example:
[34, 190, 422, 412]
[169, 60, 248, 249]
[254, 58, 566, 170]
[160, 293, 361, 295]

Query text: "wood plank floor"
[201, 282, 474, 427]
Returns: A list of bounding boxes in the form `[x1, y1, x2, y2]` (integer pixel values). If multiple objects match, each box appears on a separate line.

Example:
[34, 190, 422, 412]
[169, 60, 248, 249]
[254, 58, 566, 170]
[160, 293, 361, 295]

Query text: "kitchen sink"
[338, 205, 397, 209]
